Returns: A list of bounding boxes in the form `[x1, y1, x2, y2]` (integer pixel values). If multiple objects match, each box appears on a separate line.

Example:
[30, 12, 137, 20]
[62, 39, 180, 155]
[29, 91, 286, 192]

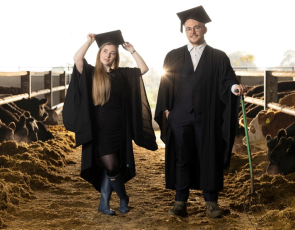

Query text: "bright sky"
[1, 0, 295, 71]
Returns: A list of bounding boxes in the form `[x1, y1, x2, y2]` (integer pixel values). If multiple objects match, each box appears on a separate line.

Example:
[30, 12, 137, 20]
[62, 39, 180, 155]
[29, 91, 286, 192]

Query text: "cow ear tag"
[265, 118, 270, 124]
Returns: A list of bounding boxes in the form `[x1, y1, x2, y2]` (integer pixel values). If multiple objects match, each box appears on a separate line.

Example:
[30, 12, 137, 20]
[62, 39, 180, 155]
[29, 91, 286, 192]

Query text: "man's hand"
[165, 111, 170, 119]
[234, 84, 247, 96]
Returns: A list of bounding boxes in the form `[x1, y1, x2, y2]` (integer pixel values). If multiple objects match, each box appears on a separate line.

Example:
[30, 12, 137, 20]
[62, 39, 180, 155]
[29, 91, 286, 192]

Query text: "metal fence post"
[44, 71, 53, 108]
[264, 70, 278, 110]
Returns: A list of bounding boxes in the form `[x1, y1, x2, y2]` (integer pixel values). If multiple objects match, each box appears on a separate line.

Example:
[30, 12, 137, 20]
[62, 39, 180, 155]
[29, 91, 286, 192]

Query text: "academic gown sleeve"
[218, 52, 240, 169]
[63, 59, 102, 191]
[154, 47, 185, 143]
[121, 67, 158, 151]
[154, 54, 170, 143]
[63, 59, 94, 147]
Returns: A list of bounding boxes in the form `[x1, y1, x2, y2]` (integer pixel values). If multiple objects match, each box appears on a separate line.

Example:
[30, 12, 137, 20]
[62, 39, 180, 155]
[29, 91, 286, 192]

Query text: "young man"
[154, 5, 246, 218]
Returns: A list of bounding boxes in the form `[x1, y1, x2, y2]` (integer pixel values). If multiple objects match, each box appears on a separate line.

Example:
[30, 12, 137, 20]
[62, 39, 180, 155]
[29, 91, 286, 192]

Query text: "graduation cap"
[177, 6, 211, 32]
[95, 30, 124, 47]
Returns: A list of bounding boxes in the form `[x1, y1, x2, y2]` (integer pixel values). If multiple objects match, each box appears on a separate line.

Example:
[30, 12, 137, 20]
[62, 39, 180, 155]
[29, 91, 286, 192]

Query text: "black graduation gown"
[63, 59, 158, 192]
[154, 45, 239, 191]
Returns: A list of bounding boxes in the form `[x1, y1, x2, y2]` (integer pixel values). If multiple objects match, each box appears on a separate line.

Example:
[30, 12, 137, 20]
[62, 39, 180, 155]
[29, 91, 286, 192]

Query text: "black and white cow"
[14, 98, 48, 122]
[267, 135, 295, 175]
[0, 119, 15, 142]
[0, 105, 29, 142]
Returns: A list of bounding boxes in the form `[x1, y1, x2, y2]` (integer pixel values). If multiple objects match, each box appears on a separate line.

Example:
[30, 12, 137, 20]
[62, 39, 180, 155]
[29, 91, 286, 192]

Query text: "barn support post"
[21, 71, 31, 97]
[264, 70, 278, 110]
[60, 71, 66, 103]
[44, 71, 53, 108]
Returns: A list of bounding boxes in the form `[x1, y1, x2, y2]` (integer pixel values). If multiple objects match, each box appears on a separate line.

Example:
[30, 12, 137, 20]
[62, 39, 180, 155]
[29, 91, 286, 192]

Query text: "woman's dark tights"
[100, 154, 120, 177]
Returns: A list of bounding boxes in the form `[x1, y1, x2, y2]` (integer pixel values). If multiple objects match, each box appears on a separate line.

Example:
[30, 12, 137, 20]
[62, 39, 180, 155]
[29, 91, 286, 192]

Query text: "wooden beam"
[0, 71, 28, 77]
[244, 96, 295, 116]
[264, 70, 278, 109]
[52, 86, 66, 92]
[31, 89, 51, 97]
[244, 96, 264, 106]
[44, 71, 53, 107]
[0, 93, 29, 105]
[268, 102, 295, 116]
[21, 71, 31, 97]
[271, 71, 295, 77]
[60, 71, 66, 103]
[31, 71, 50, 76]
[235, 71, 264, 77]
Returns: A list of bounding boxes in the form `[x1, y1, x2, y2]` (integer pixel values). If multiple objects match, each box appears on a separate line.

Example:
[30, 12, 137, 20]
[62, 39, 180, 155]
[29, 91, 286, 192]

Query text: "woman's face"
[100, 44, 117, 68]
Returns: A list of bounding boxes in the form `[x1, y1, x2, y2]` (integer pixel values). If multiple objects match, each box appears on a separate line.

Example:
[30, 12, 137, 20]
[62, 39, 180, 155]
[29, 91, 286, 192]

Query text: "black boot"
[167, 201, 188, 217]
[205, 201, 223, 218]
[109, 173, 129, 214]
[98, 171, 116, 215]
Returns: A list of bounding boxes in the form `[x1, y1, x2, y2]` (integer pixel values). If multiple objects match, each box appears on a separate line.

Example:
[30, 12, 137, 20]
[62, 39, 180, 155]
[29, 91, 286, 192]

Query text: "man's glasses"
[185, 25, 204, 33]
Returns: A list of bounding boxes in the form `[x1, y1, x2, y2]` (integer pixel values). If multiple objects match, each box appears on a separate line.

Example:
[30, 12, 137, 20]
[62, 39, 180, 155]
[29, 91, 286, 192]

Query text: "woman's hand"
[122, 42, 135, 53]
[87, 33, 96, 44]
[73, 33, 95, 74]
[123, 42, 149, 74]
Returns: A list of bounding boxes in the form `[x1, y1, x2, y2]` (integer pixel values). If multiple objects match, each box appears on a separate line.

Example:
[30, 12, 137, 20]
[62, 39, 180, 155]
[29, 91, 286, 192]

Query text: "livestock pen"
[1, 69, 295, 113]
[1, 69, 295, 229]
[0, 70, 71, 109]
[234, 69, 295, 116]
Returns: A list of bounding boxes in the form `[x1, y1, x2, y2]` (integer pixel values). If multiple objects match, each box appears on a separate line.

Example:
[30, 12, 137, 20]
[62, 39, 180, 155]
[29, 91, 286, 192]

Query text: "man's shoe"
[167, 201, 188, 217]
[205, 201, 223, 218]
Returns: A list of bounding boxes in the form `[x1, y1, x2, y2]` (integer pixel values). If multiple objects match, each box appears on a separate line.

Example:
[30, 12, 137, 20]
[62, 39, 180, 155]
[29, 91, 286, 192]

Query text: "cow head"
[14, 115, 30, 143]
[238, 117, 253, 129]
[266, 134, 278, 160]
[267, 136, 295, 175]
[15, 98, 48, 122]
[38, 98, 49, 122]
[36, 121, 54, 141]
[242, 110, 268, 150]
[26, 117, 39, 142]
[242, 110, 285, 150]
[257, 111, 275, 127]
[43, 106, 59, 125]
[0, 120, 15, 141]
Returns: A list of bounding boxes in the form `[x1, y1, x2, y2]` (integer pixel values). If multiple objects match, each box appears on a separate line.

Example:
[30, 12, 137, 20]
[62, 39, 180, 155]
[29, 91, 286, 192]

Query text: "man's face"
[184, 19, 207, 46]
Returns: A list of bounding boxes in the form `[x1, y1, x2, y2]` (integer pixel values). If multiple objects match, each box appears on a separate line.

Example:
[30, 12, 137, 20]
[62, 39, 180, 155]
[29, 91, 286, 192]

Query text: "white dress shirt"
[187, 42, 206, 71]
[187, 42, 237, 94]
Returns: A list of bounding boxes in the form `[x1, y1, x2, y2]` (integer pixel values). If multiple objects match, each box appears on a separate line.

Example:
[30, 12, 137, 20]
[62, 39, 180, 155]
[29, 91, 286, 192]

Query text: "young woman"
[63, 30, 157, 215]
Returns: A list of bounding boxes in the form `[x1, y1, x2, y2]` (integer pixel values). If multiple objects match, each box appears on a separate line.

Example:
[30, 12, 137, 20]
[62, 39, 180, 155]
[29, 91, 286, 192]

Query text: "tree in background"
[119, 52, 136, 67]
[228, 51, 256, 67]
[142, 67, 161, 108]
[280, 50, 295, 68]
[119, 51, 160, 108]
[52, 63, 74, 72]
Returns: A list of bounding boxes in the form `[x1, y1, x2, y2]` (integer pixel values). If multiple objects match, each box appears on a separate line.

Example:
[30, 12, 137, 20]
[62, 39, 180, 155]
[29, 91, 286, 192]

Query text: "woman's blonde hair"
[92, 42, 120, 106]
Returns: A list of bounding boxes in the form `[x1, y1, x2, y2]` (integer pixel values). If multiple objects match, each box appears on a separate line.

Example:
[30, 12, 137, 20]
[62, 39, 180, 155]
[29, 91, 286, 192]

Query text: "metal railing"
[235, 70, 295, 116]
[0, 71, 70, 108]
[1, 69, 295, 116]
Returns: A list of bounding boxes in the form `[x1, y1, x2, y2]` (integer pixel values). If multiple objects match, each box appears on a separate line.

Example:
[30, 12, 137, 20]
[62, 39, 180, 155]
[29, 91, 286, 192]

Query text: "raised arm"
[122, 42, 149, 75]
[73, 34, 95, 74]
